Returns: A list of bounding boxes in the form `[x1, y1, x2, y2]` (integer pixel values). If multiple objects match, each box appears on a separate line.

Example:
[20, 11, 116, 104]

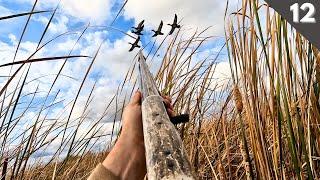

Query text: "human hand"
[102, 91, 175, 180]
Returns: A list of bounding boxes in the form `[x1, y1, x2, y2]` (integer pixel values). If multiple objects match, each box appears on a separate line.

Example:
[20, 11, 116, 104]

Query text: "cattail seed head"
[233, 86, 243, 113]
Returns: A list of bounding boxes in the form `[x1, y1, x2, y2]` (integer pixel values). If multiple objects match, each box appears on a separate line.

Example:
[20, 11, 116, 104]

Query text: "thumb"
[130, 91, 142, 105]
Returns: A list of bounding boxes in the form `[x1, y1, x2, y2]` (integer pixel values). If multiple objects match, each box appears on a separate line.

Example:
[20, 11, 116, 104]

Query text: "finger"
[167, 108, 175, 117]
[130, 91, 142, 105]
[163, 98, 173, 110]
[162, 95, 172, 103]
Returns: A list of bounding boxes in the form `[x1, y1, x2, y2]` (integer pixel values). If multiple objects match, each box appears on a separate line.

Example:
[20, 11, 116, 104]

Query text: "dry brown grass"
[21, 152, 109, 179]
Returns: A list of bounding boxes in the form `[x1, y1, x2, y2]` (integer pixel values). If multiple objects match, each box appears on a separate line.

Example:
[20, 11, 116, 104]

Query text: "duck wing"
[129, 44, 135, 52]
[158, 21, 163, 31]
[173, 14, 178, 24]
[169, 26, 175, 35]
[137, 20, 145, 28]
[135, 36, 140, 44]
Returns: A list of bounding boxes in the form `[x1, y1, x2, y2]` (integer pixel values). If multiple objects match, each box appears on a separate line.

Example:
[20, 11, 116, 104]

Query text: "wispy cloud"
[16, 0, 114, 24]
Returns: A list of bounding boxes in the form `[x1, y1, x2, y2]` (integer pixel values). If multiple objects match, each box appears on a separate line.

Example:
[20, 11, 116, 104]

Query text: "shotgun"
[138, 51, 195, 180]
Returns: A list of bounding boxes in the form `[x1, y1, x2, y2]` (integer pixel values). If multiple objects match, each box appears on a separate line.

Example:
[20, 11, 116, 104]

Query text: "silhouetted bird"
[132, 20, 145, 35]
[152, 21, 164, 37]
[129, 36, 141, 52]
[168, 14, 181, 35]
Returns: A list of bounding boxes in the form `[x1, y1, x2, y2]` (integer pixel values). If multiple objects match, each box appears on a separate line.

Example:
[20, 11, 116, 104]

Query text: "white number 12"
[290, 3, 316, 23]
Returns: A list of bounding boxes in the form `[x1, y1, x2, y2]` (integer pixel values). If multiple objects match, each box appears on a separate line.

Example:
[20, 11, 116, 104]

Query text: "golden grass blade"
[0, 55, 90, 68]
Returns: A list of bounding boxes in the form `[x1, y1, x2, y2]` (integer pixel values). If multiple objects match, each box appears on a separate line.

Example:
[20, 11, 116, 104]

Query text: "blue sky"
[0, 0, 233, 161]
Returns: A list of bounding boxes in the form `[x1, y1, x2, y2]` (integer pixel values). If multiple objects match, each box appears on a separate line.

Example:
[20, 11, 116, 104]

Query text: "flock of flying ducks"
[128, 14, 181, 52]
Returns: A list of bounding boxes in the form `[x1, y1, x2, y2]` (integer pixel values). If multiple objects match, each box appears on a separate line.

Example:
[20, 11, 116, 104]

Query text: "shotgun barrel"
[138, 51, 195, 180]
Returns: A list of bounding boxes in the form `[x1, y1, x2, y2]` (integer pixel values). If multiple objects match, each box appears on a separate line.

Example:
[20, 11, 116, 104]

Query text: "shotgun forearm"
[138, 51, 195, 180]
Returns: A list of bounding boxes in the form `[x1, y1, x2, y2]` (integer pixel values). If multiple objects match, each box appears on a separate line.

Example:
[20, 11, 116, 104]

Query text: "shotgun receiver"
[138, 51, 195, 180]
